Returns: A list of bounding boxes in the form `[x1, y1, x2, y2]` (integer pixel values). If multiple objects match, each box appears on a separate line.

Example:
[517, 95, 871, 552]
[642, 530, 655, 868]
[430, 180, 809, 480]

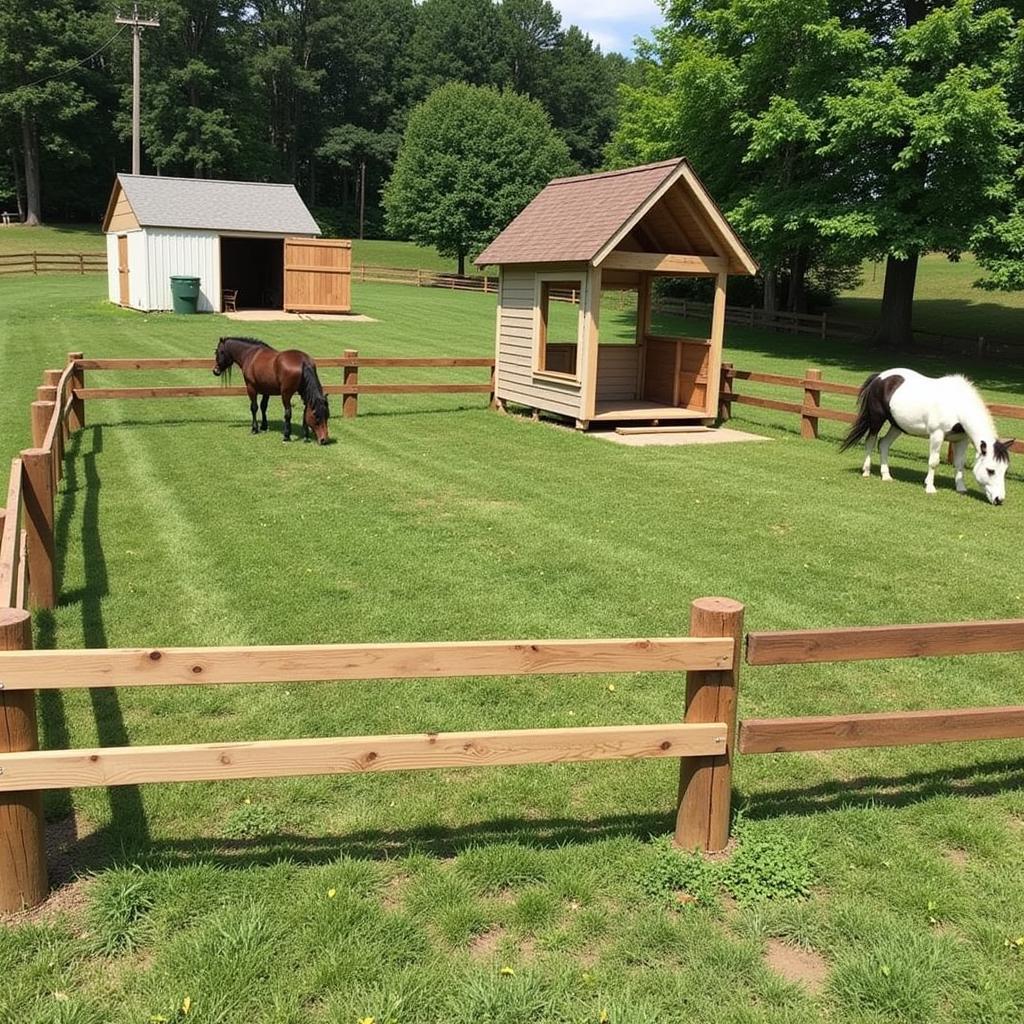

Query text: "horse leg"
[952, 438, 969, 494]
[247, 383, 259, 434]
[260, 394, 270, 432]
[924, 429, 944, 494]
[282, 391, 293, 442]
[878, 425, 903, 482]
[862, 433, 878, 477]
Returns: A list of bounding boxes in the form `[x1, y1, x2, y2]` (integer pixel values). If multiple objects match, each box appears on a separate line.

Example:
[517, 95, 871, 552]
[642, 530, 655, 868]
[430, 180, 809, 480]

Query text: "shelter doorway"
[220, 237, 284, 310]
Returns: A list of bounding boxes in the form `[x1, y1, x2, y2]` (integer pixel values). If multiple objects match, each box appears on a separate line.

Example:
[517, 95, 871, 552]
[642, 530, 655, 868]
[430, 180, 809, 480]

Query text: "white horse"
[841, 368, 1013, 504]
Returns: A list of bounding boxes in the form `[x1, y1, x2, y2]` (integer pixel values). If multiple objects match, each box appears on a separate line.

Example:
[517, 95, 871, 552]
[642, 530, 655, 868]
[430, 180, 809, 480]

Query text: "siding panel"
[145, 229, 220, 311]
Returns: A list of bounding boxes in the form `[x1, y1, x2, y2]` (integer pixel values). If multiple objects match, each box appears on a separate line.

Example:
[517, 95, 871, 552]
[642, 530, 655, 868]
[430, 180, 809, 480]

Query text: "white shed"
[101, 174, 351, 314]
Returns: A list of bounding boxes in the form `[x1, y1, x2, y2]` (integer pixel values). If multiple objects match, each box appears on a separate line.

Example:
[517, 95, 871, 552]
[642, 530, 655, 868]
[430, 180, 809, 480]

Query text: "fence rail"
[0, 251, 106, 275]
[720, 364, 1024, 454]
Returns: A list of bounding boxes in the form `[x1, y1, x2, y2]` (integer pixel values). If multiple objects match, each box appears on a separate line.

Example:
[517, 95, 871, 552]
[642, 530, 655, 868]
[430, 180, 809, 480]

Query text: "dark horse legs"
[247, 385, 259, 434]
[260, 394, 269, 431]
[282, 393, 292, 441]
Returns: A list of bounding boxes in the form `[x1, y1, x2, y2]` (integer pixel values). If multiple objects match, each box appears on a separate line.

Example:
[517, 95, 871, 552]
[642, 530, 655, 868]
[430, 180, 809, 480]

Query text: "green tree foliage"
[611, 0, 1023, 337]
[0, 0, 627, 227]
[382, 83, 572, 274]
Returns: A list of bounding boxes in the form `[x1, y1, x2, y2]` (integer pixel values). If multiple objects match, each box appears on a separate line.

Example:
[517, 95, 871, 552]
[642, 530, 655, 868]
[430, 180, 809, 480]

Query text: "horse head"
[304, 394, 330, 445]
[974, 439, 1014, 505]
[212, 337, 234, 379]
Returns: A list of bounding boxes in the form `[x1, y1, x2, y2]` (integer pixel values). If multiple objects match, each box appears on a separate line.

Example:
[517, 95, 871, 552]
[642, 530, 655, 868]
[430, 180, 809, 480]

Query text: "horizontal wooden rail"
[0, 722, 727, 792]
[730, 393, 803, 416]
[75, 356, 495, 371]
[747, 619, 1024, 665]
[75, 383, 493, 400]
[739, 706, 1024, 753]
[0, 636, 734, 691]
[42, 363, 75, 452]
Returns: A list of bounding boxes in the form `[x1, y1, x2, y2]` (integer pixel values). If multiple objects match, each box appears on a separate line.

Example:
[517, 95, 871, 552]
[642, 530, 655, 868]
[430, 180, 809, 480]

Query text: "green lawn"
[2, 275, 1024, 1023]
[834, 253, 1024, 340]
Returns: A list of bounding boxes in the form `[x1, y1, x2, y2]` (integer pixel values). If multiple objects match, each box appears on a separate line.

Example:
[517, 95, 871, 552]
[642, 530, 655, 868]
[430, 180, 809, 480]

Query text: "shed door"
[283, 238, 351, 313]
[117, 235, 130, 306]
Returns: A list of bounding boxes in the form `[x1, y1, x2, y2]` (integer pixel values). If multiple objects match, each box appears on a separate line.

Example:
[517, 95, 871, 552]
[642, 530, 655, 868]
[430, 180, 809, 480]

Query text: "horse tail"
[838, 373, 882, 452]
[299, 359, 329, 420]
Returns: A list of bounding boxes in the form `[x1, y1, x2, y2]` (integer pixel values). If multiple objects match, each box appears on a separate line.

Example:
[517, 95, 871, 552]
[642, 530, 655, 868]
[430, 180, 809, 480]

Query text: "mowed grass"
[2, 275, 1024, 1023]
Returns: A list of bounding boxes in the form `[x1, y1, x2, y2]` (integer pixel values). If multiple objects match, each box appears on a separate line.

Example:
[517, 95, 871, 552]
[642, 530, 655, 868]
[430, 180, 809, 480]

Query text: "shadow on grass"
[47, 752, 1024, 875]
[37, 423, 151, 857]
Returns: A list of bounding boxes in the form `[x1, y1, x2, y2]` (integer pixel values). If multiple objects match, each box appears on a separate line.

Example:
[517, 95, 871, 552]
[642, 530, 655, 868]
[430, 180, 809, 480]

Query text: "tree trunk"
[21, 115, 41, 226]
[762, 267, 778, 313]
[873, 254, 919, 348]
[788, 247, 809, 313]
[9, 145, 25, 220]
[457, 248, 466, 277]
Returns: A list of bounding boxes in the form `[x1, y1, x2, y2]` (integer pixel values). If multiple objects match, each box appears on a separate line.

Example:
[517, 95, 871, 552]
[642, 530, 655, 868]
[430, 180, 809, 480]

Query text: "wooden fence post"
[488, 363, 497, 410]
[31, 401, 54, 449]
[68, 352, 85, 432]
[717, 363, 734, 423]
[801, 368, 822, 440]
[42, 370, 64, 478]
[0, 607, 48, 913]
[32, 252, 37, 275]
[820, 313, 827, 340]
[21, 448, 55, 610]
[675, 597, 744, 852]
[343, 348, 359, 419]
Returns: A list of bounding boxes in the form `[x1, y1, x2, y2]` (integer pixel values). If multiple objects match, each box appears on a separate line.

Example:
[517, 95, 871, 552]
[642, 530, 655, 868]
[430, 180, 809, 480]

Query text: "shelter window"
[535, 276, 584, 380]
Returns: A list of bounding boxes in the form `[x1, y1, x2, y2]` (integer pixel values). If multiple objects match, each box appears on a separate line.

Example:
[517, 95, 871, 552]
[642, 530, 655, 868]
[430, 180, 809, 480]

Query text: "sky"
[552, 0, 664, 56]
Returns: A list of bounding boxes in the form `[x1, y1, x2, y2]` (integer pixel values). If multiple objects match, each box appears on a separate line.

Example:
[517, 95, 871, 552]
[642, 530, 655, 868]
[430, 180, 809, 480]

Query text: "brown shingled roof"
[475, 157, 757, 275]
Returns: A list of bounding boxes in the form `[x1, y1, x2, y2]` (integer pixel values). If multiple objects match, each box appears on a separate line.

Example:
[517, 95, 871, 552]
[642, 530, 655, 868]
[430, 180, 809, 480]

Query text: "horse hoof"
[862, 471, 870, 478]
[925, 487, 937, 495]
[282, 436, 291, 443]
[260, 424, 268, 432]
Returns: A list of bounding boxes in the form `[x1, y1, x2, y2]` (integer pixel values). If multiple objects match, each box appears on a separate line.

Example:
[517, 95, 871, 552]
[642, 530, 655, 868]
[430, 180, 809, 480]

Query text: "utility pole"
[358, 160, 366, 240]
[115, 3, 160, 175]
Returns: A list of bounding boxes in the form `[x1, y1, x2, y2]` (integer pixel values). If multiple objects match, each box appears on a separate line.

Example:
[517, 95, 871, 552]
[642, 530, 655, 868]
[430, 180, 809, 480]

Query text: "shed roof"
[102, 174, 320, 236]
[475, 158, 756, 275]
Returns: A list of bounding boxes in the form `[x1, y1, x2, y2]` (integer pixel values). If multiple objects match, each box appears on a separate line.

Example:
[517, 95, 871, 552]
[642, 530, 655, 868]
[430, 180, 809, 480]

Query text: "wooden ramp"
[592, 427, 771, 447]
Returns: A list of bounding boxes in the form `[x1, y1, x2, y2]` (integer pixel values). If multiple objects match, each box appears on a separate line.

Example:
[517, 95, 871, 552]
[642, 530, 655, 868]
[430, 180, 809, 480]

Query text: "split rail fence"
[2, 355, 1024, 912]
[0, 252, 106, 276]
[718, 363, 1024, 455]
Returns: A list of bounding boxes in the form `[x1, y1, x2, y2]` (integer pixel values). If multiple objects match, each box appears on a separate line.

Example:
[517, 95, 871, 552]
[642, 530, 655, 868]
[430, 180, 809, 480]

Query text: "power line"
[16, 24, 129, 91]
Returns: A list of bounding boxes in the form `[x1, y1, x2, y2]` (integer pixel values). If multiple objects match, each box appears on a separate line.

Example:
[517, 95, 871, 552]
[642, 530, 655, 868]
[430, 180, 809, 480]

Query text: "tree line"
[0, 0, 633, 232]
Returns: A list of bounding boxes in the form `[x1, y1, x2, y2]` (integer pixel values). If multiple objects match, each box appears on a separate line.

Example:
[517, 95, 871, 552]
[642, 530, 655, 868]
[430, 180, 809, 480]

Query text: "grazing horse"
[212, 336, 330, 444]
[841, 368, 1012, 504]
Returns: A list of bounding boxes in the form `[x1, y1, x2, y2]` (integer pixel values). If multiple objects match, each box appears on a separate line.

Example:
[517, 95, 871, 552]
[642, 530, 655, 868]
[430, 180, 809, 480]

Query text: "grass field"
[2, 275, 1024, 1023]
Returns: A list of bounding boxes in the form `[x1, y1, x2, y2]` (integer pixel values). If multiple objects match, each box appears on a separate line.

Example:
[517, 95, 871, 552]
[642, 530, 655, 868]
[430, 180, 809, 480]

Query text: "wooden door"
[283, 238, 351, 313]
[117, 235, 130, 306]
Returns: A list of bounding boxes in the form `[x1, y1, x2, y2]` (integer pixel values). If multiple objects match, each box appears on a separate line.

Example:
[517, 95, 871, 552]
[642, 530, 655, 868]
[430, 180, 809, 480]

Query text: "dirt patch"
[943, 848, 969, 869]
[764, 938, 828, 994]
[380, 874, 407, 910]
[1, 812, 97, 927]
[469, 926, 507, 959]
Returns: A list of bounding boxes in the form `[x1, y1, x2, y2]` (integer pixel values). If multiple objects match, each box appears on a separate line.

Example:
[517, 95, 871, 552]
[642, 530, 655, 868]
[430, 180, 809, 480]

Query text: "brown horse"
[213, 336, 330, 444]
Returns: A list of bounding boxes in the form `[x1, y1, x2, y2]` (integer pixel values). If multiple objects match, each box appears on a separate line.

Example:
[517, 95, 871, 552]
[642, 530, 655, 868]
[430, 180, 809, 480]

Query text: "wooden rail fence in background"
[0, 252, 106, 275]
[718, 363, 1024, 455]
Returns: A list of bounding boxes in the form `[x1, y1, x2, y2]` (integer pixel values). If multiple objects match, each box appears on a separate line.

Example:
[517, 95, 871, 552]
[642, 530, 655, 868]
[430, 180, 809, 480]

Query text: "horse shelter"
[476, 158, 757, 429]
[102, 174, 351, 314]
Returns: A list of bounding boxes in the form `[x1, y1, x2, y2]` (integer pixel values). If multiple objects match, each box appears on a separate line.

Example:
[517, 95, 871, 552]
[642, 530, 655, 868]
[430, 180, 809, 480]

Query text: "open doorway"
[220, 237, 284, 310]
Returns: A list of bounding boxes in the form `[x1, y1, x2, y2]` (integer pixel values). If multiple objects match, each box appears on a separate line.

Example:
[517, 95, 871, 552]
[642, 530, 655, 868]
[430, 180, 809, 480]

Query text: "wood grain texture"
[739, 706, 1024, 753]
[0, 723, 727, 792]
[20, 450, 54, 610]
[0, 636, 734, 691]
[746, 619, 1024, 665]
[0, 461, 22, 609]
[0, 608, 47, 913]
[675, 598, 745, 853]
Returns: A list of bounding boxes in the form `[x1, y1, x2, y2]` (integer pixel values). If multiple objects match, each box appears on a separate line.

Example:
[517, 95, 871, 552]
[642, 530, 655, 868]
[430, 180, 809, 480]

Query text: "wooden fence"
[719, 363, 1024, 455]
[69, 351, 496, 419]
[0, 252, 106, 275]
[3, 355, 1024, 912]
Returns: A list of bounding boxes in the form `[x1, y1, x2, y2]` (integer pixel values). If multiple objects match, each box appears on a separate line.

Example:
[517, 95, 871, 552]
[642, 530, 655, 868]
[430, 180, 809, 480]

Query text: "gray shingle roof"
[116, 174, 320, 235]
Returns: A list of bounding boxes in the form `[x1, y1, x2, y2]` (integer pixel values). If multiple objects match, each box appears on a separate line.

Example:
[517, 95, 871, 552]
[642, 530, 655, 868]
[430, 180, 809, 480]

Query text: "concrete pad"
[223, 310, 378, 323]
[589, 426, 771, 447]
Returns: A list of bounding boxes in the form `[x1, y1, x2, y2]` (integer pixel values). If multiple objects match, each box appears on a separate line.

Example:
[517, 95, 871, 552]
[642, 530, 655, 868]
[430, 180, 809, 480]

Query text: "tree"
[821, 0, 1019, 344]
[383, 82, 572, 274]
[0, 0, 97, 223]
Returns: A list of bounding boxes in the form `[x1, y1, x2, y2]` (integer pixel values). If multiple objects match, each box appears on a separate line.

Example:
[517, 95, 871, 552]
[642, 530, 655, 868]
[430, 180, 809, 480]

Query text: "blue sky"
[551, 1, 664, 56]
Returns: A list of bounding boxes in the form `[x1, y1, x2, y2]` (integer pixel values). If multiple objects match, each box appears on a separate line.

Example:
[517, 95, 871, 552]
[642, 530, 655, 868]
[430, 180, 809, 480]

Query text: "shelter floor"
[591, 400, 709, 422]
[589, 426, 771, 447]
[222, 310, 377, 323]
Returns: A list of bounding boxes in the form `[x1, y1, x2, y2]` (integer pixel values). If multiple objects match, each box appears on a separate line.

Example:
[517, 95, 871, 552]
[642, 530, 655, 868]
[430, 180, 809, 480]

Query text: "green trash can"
[169, 275, 201, 314]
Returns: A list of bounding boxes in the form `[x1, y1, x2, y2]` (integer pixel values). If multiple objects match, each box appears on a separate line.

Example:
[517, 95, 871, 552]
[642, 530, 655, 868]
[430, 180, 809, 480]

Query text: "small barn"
[475, 158, 757, 429]
[101, 174, 351, 314]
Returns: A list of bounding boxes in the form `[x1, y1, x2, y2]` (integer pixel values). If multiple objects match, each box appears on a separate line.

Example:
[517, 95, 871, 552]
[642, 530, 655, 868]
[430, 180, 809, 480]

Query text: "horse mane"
[221, 335, 273, 350]
[298, 360, 330, 423]
[946, 374, 999, 444]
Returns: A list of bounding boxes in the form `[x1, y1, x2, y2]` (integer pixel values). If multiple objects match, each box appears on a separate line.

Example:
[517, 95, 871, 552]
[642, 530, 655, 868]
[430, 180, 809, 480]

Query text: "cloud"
[550, 0, 662, 55]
